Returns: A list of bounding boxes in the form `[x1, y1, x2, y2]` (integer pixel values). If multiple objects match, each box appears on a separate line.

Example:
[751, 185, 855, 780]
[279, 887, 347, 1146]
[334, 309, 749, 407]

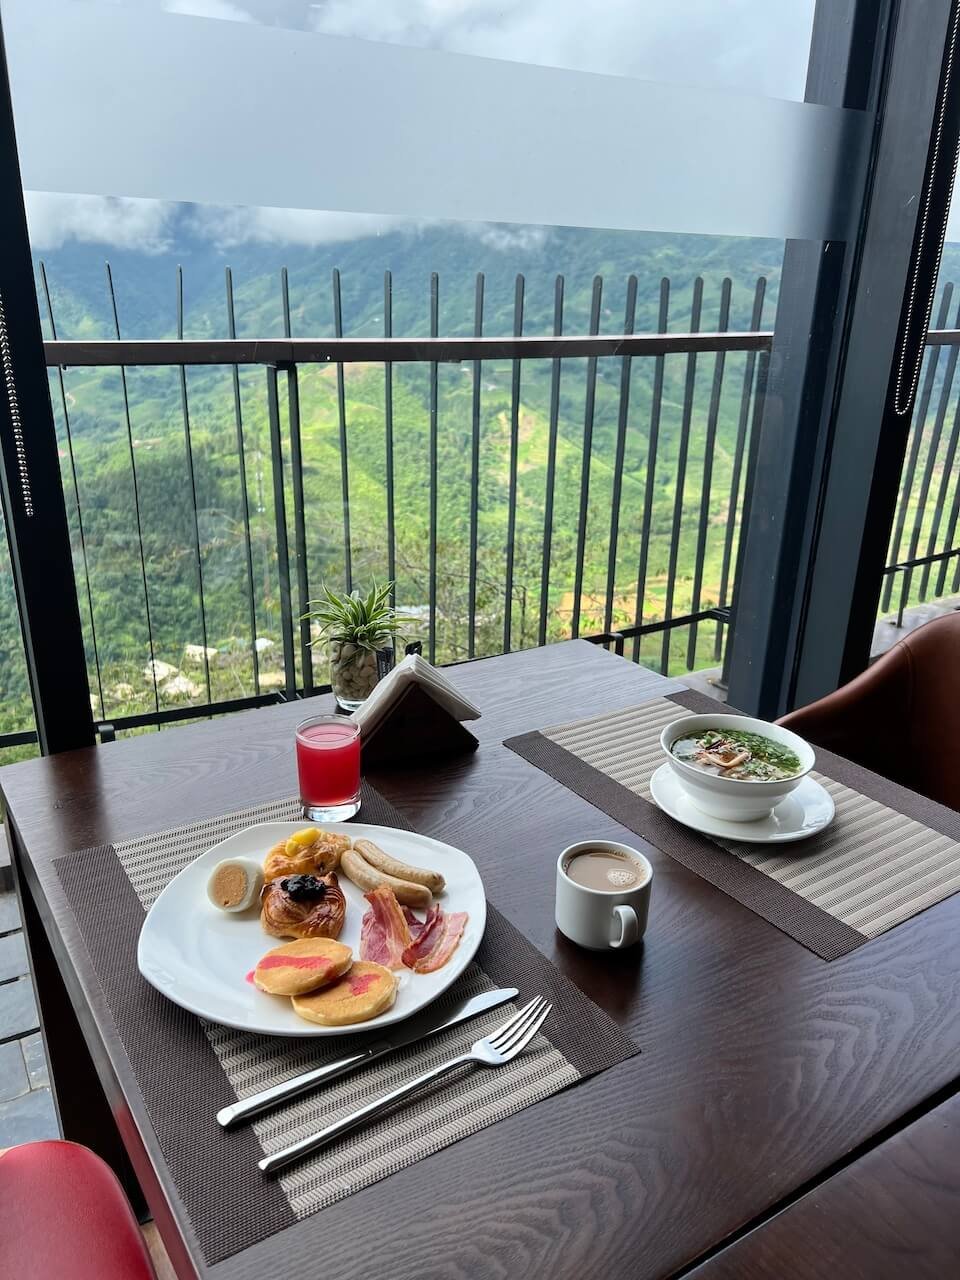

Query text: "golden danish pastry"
[263, 827, 351, 882]
[252, 937, 353, 997]
[291, 961, 398, 1026]
[260, 873, 347, 940]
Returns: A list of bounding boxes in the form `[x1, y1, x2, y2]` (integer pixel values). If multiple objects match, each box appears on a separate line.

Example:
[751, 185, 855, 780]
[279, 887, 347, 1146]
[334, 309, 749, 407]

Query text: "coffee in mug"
[565, 848, 646, 892]
[556, 840, 652, 950]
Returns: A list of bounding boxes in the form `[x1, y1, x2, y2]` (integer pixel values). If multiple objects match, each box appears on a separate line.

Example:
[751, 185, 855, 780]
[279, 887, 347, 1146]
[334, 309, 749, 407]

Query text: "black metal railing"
[0, 266, 956, 755]
[882, 284, 960, 621]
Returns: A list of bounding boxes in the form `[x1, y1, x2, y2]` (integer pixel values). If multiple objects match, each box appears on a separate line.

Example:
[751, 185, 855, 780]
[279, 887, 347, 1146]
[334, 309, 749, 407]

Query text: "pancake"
[253, 937, 353, 997]
[291, 961, 397, 1026]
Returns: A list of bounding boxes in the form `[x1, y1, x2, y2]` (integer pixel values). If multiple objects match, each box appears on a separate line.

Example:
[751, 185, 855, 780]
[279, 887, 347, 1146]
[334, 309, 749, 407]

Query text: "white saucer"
[648, 764, 835, 844]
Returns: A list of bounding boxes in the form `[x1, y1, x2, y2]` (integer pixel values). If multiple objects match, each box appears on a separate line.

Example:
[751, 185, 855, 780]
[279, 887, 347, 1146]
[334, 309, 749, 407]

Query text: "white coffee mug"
[555, 840, 652, 950]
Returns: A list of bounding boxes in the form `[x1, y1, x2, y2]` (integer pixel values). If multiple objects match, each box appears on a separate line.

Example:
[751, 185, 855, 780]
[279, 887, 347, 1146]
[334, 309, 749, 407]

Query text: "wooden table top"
[689, 1091, 960, 1279]
[3, 641, 960, 1280]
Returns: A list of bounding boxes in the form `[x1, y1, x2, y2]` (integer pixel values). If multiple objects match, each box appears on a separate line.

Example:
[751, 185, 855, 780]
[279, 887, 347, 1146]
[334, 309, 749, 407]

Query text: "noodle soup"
[670, 727, 802, 782]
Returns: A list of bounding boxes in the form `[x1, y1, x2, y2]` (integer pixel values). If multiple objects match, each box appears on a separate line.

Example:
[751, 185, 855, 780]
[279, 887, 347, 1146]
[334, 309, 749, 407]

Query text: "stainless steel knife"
[216, 986, 519, 1129]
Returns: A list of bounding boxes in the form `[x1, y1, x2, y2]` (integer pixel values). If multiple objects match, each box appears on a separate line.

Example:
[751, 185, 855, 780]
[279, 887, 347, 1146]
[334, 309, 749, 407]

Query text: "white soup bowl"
[659, 713, 814, 823]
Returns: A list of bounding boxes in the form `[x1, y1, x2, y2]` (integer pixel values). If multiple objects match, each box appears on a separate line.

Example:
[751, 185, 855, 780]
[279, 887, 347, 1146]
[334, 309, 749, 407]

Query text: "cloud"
[23, 191, 554, 255]
[24, 192, 175, 252]
[162, 0, 254, 20]
[184, 204, 420, 248]
[307, 0, 816, 101]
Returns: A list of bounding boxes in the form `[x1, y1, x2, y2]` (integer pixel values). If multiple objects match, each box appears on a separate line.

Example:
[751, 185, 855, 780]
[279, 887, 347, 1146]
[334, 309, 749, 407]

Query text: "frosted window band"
[3, 0, 867, 241]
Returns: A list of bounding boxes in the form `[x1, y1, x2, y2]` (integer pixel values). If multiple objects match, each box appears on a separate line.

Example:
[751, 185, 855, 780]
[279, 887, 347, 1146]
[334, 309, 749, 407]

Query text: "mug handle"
[611, 904, 639, 949]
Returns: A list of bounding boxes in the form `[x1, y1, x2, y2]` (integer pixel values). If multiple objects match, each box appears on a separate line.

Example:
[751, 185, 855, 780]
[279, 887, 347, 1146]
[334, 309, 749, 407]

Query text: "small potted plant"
[306, 581, 411, 711]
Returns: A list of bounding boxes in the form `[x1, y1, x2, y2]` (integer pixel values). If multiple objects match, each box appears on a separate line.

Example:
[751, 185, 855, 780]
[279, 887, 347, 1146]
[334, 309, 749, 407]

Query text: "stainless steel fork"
[258, 995, 553, 1175]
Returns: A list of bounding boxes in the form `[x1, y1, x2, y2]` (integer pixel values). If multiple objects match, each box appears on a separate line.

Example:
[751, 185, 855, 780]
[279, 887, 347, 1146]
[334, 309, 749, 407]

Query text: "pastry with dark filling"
[260, 872, 347, 940]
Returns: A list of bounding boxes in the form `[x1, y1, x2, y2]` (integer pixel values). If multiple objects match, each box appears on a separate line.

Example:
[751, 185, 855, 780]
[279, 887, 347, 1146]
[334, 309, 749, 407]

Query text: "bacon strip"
[402, 908, 468, 974]
[401, 905, 429, 940]
[359, 885, 412, 968]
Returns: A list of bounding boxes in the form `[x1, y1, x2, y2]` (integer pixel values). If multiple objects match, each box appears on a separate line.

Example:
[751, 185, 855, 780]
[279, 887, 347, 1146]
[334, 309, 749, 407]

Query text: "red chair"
[779, 612, 960, 810]
[0, 1141, 157, 1279]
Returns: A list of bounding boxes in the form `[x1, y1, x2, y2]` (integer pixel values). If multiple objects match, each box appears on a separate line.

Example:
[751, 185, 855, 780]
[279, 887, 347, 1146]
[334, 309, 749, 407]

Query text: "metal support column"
[0, 16, 94, 753]
[728, 0, 960, 716]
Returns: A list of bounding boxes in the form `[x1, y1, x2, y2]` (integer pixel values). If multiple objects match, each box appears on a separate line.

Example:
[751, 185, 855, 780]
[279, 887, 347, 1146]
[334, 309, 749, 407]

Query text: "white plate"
[648, 764, 835, 844]
[137, 822, 486, 1037]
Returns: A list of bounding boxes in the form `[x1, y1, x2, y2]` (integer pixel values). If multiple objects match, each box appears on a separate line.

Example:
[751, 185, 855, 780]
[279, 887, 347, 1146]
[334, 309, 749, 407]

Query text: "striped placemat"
[55, 782, 636, 1265]
[506, 689, 960, 960]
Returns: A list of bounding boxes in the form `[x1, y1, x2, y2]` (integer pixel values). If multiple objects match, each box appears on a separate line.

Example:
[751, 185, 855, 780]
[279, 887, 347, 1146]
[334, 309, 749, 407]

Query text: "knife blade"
[216, 985, 519, 1129]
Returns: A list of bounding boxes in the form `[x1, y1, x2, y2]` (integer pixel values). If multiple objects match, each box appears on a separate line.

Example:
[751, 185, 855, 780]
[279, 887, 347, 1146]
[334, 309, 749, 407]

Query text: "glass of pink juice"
[295, 715, 361, 821]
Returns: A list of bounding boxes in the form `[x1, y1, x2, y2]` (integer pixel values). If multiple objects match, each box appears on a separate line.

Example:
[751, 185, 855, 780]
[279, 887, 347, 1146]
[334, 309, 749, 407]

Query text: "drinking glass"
[295, 715, 361, 821]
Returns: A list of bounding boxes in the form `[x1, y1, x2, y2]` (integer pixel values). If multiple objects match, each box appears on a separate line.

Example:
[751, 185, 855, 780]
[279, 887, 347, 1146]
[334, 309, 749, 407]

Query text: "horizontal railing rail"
[42, 331, 773, 367]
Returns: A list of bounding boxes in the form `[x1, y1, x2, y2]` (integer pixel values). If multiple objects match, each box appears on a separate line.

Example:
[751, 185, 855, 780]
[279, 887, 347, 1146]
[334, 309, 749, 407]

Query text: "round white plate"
[137, 822, 486, 1037]
[648, 764, 835, 844]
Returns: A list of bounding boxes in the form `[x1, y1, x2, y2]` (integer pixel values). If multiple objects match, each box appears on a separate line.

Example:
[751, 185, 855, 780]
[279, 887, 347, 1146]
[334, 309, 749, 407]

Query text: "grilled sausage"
[352, 838, 445, 895]
[340, 848, 433, 909]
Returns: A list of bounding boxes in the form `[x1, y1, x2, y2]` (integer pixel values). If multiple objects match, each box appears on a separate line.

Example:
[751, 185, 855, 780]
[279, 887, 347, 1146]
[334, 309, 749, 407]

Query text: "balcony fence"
[0, 267, 957, 757]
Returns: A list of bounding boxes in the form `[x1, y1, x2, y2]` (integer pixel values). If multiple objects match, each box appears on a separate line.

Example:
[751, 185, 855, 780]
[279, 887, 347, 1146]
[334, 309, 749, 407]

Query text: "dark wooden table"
[689, 1092, 960, 1279]
[4, 641, 960, 1280]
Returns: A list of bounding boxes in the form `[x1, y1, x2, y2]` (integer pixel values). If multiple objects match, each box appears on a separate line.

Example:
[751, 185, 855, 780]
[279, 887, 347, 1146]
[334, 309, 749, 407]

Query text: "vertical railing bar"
[39, 263, 106, 716]
[920, 361, 960, 598]
[722, 348, 770, 686]
[937, 448, 960, 591]
[937, 361, 960, 593]
[660, 277, 704, 675]
[176, 265, 212, 703]
[281, 265, 292, 338]
[332, 269, 353, 593]
[603, 275, 638, 636]
[104, 263, 160, 721]
[503, 273, 525, 653]
[897, 293, 960, 621]
[537, 275, 564, 647]
[716, 278, 766, 662]
[633, 278, 670, 663]
[882, 283, 953, 611]
[266, 365, 297, 695]
[282, 269, 312, 692]
[687, 277, 732, 670]
[287, 364, 312, 691]
[428, 273, 439, 663]
[384, 271, 397, 604]
[571, 276, 603, 637]
[467, 272, 484, 659]
[225, 267, 261, 697]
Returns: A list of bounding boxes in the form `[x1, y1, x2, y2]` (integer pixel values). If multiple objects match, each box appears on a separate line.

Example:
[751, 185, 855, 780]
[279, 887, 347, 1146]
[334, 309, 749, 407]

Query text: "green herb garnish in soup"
[671, 727, 801, 781]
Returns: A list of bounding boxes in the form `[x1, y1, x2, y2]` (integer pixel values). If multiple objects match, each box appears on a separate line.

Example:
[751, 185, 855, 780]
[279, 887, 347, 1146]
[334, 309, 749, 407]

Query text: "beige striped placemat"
[55, 783, 636, 1265]
[506, 689, 960, 960]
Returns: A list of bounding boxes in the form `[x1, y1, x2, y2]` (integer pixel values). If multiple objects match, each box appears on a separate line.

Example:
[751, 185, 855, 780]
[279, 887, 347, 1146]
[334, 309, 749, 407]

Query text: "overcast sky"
[22, 1, 948, 251]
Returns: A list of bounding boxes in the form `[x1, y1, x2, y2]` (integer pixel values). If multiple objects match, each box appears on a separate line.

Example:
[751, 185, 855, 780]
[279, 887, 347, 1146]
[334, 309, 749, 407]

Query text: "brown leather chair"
[778, 612, 960, 811]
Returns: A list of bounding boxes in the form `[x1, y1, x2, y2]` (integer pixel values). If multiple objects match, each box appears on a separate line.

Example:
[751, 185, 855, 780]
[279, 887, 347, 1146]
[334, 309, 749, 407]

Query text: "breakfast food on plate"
[263, 827, 351, 882]
[670, 727, 802, 781]
[252, 938, 353, 996]
[206, 857, 263, 912]
[340, 847, 433, 909]
[291, 961, 397, 1026]
[260, 873, 347, 940]
[359, 884, 413, 968]
[360, 886, 467, 973]
[351, 838, 445, 895]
